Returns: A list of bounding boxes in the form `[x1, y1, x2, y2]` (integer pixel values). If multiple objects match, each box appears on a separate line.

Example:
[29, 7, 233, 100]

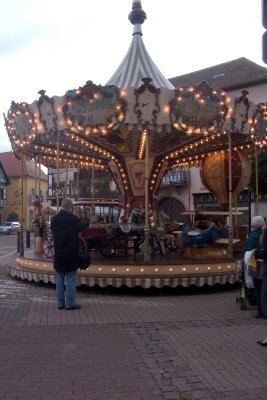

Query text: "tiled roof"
[0, 152, 47, 180]
[169, 57, 267, 90]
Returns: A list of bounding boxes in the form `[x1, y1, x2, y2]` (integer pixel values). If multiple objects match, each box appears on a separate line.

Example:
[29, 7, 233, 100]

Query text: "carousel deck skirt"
[9, 249, 239, 289]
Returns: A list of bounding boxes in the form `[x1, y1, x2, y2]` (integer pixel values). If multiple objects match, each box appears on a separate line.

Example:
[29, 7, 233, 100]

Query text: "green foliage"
[78, 179, 91, 193]
[7, 212, 19, 222]
[70, 171, 114, 197]
[94, 176, 110, 193]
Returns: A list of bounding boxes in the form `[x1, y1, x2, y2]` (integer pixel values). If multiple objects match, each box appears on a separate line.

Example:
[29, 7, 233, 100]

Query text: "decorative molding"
[62, 81, 126, 134]
[134, 78, 160, 126]
[170, 81, 228, 135]
[37, 90, 58, 134]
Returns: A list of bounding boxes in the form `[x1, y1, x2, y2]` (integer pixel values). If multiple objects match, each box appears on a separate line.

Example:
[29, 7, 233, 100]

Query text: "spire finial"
[128, 0, 147, 26]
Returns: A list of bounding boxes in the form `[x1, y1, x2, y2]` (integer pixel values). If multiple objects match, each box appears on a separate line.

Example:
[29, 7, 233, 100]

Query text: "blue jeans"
[55, 271, 77, 309]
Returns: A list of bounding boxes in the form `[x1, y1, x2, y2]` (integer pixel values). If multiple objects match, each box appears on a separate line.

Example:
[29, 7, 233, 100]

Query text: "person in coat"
[243, 215, 265, 318]
[255, 216, 267, 346]
[51, 198, 86, 310]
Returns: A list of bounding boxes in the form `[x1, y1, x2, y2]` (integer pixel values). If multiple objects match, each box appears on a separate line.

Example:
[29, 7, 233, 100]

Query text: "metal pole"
[76, 166, 80, 200]
[188, 168, 191, 211]
[65, 164, 68, 197]
[248, 189, 251, 233]
[255, 144, 259, 215]
[228, 132, 233, 259]
[144, 130, 151, 263]
[56, 135, 60, 212]
[145, 134, 149, 228]
[35, 161, 37, 197]
[38, 160, 41, 198]
[19, 152, 24, 256]
[91, 161, 95, 212]
[26, 230, 31, 248]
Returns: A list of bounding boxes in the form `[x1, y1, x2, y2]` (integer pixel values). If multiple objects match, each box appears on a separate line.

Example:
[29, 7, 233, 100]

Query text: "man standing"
[51, 198, 86, 310]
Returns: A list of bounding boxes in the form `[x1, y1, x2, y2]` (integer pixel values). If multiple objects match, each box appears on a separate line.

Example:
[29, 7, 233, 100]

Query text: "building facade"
[0, 152, 48, 229]
[0, 161, 9, 224]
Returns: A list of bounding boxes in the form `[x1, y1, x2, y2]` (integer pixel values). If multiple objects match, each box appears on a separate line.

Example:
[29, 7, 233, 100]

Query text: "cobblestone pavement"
[1, 253, 267, 399]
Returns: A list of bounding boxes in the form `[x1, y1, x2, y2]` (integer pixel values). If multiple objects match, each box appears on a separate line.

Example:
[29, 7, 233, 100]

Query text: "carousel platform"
[9, 246, 239, 289]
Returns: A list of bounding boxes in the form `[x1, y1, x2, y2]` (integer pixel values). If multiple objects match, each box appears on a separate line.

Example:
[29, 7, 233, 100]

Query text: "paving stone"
[1, 259, 267, 399]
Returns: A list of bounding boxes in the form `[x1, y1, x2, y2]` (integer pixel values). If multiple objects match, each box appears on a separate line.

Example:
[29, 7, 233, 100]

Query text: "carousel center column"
[143, 129, 151, 263]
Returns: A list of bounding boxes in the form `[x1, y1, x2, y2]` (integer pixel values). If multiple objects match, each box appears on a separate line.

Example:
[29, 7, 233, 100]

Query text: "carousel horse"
[156, 209, 177, 251]
[110, 222, 144, 247]
[128, 206, 145, 225]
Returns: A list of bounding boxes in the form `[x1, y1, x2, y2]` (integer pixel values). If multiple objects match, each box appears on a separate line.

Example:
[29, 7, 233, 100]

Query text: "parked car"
[0, 221, 20, 234]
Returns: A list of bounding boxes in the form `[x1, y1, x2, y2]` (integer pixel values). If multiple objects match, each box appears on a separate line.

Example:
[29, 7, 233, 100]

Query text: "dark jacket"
[255, 229, 267, 261]
[243, 228, 263, 254]
[51, 210, 86, 272]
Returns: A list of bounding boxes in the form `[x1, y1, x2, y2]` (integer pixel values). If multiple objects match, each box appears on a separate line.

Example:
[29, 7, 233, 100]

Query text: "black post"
[248, 190, 251, 234]
[19, 228, 24, 257]
[17, 231, 20, 253]
[26, 230, 31, 248]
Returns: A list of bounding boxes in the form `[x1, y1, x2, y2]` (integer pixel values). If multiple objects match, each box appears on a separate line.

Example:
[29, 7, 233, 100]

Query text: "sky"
[0, 0, 265, 152]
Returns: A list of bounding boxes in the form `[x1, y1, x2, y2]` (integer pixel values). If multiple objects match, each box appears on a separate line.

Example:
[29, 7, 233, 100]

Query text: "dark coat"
[51, 210, 85, 272]
[243, 228, 263, 254]
[255, 228, 267, 261]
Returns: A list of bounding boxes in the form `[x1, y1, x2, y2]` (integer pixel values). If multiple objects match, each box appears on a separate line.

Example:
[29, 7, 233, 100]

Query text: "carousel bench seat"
[80, 227, 107, 239]
[187, 231, 201, 236]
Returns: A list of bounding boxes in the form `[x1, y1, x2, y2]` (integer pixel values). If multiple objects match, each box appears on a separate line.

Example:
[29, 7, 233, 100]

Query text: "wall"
[3, 176, 48, 229]
[229, 84, 267, 104]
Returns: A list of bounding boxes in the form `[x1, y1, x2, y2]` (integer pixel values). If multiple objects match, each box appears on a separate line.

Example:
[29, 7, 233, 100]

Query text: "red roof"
[0, 151, 47, 180]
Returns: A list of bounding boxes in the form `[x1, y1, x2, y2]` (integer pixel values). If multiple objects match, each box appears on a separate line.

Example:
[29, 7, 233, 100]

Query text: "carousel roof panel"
[106, 31, 174, 90]
[5, 76, 261, 171]
[169, 57, 267, 91]
[106, 1, 174, 90]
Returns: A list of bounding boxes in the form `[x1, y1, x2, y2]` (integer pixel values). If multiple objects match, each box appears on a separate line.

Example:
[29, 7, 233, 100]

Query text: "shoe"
[58, 306, 65, 310]
[252, 313, 263, 319]
[257, 340, 267, 346]
[65, 305, 81, 310]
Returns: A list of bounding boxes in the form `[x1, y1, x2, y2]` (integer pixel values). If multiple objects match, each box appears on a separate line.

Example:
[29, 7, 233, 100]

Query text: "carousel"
[4, 0, 267, 289]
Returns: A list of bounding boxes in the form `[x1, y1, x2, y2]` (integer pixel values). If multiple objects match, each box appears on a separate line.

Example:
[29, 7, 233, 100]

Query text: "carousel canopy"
[3, 0, 267, 199]
[106, 0, 174, 90]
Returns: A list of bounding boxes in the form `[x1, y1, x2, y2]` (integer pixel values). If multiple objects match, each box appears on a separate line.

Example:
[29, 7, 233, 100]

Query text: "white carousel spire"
[106, 0, 174, 89]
